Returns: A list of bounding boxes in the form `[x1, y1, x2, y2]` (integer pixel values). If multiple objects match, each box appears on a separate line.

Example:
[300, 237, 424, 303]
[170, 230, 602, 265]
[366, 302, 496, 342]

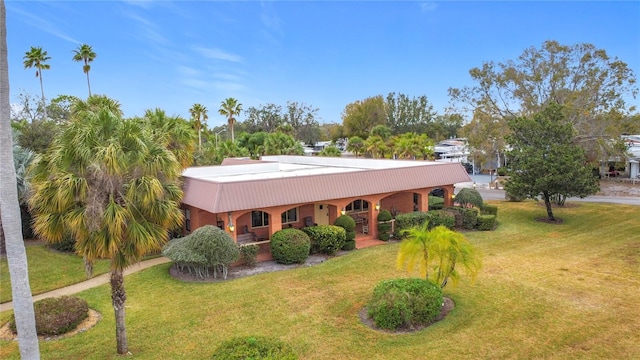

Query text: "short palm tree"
[189, 103, 208, 151]
[72, 43, 96, 97]
[29, 98, 186, 355]
[218, 97, 242, 142]
[397, 223, 481, 288]
[23, 46, 50, 119]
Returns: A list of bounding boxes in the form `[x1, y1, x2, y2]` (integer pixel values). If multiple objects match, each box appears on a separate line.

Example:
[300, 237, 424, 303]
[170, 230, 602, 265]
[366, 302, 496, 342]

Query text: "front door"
[313, 204, 329, 225]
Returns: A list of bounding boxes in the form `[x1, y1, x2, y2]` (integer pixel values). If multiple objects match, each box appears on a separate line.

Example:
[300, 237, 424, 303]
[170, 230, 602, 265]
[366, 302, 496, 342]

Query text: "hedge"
[303, 225, 346, 255]
[476, 215, 497, 231]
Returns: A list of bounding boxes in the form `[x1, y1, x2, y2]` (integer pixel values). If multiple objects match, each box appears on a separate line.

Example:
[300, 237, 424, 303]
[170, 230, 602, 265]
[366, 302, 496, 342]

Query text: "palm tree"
[0, 1, 41, 356]
[189, 103, 208, 151]
[142, 108, 196, 168]
[218, 97, 242, 142]
[72, 43, 97, 97]
[397, 223, 481, 288]
[23, 46, 51, 119]
[29, 98, 186, 355]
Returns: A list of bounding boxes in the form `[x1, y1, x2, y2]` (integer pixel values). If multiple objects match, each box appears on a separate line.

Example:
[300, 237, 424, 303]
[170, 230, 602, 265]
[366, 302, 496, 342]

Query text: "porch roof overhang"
[181, 156, 472, 213]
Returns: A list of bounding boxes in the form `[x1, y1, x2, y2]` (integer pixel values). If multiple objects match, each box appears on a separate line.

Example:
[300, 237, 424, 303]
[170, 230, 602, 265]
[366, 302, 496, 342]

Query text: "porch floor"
[355, 234, 387, 249]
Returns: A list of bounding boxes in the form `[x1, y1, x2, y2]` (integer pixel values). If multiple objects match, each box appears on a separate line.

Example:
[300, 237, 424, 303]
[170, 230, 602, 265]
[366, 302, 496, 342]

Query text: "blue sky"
[6, 1, 640, 127]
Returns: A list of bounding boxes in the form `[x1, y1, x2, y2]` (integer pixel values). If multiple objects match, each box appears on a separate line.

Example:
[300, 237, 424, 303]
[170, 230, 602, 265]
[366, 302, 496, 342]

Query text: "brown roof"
[182, 160, 471, 213]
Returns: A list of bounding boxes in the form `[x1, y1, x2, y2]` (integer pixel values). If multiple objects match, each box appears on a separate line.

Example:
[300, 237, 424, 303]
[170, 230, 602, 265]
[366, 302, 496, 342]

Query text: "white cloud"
[193, 47, 243, 63]
[421, 2, 438, 13]
[9, 6, 79, 44]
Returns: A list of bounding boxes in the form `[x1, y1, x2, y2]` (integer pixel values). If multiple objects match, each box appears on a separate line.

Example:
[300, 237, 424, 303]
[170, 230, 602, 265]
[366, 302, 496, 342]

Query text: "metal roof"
[182, 156, 472, 213]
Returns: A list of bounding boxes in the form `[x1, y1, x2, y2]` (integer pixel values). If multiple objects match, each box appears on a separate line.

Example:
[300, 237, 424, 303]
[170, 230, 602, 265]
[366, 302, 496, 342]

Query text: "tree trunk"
[543, 191, 555, 221]
[0, 212, 6, 257]
[38, 68, 47, 120]
[110, 269, 128, 354]
[0, 1, 41, 356]
[86, 71, 91, 97]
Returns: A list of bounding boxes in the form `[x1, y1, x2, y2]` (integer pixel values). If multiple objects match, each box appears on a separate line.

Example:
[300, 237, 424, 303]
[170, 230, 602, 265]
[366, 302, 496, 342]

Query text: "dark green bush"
[270, 229, 311, 264]
[476, 215, 497, 231]
[482, 204, 498, 216]
[426, 211, 455, 230]
[455, 188, 484, 208]
[377, 209, 392, 222]
[9, 296, 88, 336]
[497, 167, 508, 176]
[162, 225, 240, 279]
[303, 225, 346, 255]
[334, 215, 356, 232]
[239, 244, 259, 267]
[447, 207, 479, 230]
[367, 278, 443, 330]
[48, 233, 76, 253]
[394, 211, 455, 238]
[377, 209, 393, 241]
[342, 240, 356, 251]
[211, 335, 298, 359]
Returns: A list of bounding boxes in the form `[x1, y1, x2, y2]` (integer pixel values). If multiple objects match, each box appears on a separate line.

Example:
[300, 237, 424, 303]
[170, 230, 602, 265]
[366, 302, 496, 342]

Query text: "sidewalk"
[0, 257, 171, 312]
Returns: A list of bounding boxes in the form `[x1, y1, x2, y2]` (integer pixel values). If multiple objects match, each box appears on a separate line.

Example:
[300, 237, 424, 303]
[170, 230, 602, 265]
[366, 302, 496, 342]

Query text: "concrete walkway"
[0, 257, 171, 312]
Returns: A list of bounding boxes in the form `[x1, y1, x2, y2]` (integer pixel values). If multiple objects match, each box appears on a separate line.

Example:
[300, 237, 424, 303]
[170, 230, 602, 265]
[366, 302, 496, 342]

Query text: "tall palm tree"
[142, 108, 196, 168]
[0, 1, 41, 356]
[29, 98, 186, 355]
[218, 97, 242, 142]
[72, 43, 96, 97]
[23, 46, 50, 119]
[189, 103, 208, 151]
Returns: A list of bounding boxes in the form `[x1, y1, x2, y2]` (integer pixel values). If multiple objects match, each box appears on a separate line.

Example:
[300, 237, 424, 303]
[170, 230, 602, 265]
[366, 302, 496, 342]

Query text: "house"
[180, 155, 472, 260]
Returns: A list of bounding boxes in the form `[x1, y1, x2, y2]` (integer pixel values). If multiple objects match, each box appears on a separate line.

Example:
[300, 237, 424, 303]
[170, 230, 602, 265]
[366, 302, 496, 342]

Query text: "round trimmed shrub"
[367, 278, 443, 331]
[342, 240, 356, 251]
[377, 209, 393, 241]
[9, 296, 89, 336]
[334, 215, 356, 242]
[211, 335, 298, 359]
[303, 225, 346, 255]
[270, 228, 311, 264]
[455, 188, 484, 208]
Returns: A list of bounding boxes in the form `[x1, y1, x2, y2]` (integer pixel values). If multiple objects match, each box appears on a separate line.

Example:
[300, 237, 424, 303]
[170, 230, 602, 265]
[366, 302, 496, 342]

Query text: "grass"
[0, 245, 110, 303]
[1, 201, 639, 359]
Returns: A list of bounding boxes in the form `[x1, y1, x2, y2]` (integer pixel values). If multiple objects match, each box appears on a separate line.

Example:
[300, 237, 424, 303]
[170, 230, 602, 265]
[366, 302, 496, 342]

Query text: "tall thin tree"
[1, 1, 41, 357]
[189, 103, 208, 151]
[218, 97, 242, 142]
[23, 46, 50, 119]
[72, 43, 96, 97]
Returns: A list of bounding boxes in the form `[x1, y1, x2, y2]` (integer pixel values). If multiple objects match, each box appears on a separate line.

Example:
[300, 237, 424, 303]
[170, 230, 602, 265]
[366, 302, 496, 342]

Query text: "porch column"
[227, 211, 238, 241]
[268, 209, 282, 238]
[443, 185, 455, 207]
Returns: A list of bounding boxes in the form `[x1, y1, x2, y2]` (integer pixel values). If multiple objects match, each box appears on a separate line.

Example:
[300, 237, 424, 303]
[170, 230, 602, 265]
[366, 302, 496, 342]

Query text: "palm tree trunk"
[0, 1, 41, 354]
[86, 71, 92, 97]
[0, 212, 6, 257]
[38, 70, 47, 119]
[110, 269, 128, 354]
[198, 128, 202, 151]
[229, 119, 235, 142]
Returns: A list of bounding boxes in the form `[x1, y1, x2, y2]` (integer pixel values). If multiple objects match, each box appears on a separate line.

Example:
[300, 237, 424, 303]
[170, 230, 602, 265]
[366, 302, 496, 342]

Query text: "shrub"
[447, 207, 479, 230]
[455, 188, 484, 208]
[497, 167, 508, 176]
[367, 278, 443, 330]
[482, 204, 498, 216]
[48, 233, 76, 253]
[9, 296, 89, 336]
[476, 215, 497, 231]
[239, 244, 259, 267]
[270, 228, 311, 264]
[394, 211, 454, 238]
[211, 335, 298, 360]
[377, 209, 393, 240]
[334, 215, 356, 242]
[303, 225, 346, 255]
[342, 240, 356, 251]
[162, 225, 240, 279]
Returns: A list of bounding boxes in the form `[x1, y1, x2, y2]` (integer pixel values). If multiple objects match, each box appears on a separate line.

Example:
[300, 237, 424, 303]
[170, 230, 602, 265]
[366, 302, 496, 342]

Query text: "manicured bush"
[455, 188, 484, 208]
[162, 225, 240, 279]
[497, 167, 508, 176]
[482, 204, 499, 216]
[211, 335, 298, 359]
[334, 215, 356, 242]
[426, 211, 455, 231]
[394, 211, 454, 238]
[476, 215, 497, 231]
[367, 278, 443, 331]
[342, 240, 356, 251]
[9, 296, 89, 336]
[239, 244, 259, 267]
[303, 225, 346, 255]
[447, 207, 479, 230]
[270, 228, 311, 264]
[377, 209, 393, 241]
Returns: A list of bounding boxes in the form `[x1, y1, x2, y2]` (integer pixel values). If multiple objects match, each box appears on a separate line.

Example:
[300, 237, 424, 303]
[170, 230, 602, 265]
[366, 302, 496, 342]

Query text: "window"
[251, 211, 270, 228]
[281, 208, 298, 224]
[345, 199, 369, 213]
[185, 209, 191, 231]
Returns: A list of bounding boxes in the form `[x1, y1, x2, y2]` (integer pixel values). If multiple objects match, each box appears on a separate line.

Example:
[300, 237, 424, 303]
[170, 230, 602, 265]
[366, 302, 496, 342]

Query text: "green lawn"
[1, 201, 639, 359]
[0, 245, 110, 303]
